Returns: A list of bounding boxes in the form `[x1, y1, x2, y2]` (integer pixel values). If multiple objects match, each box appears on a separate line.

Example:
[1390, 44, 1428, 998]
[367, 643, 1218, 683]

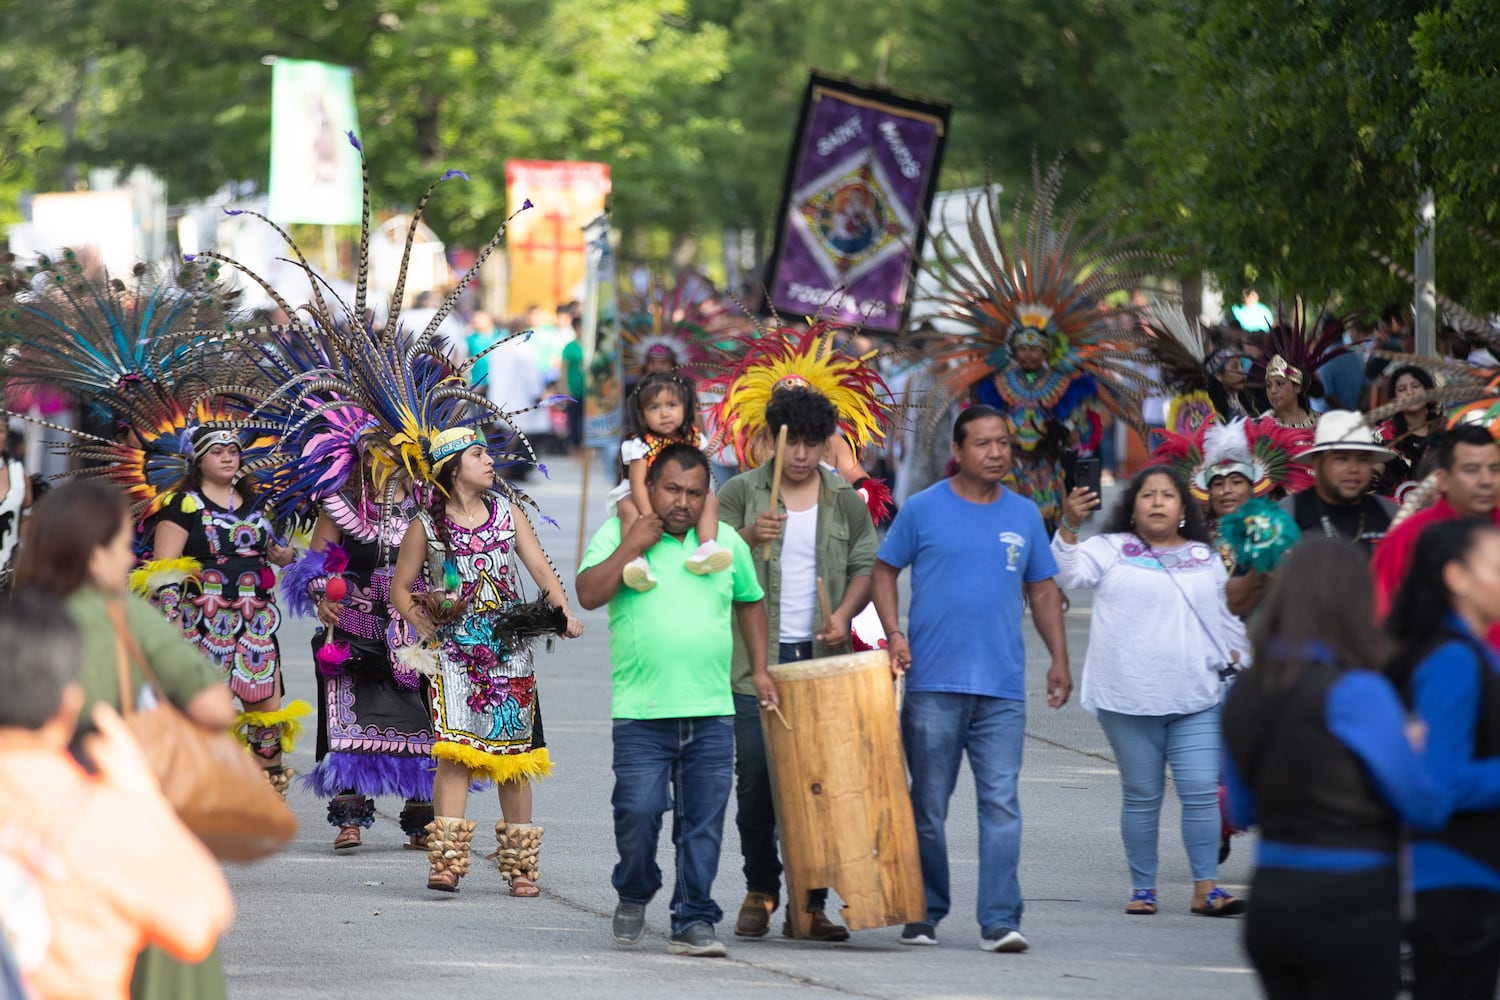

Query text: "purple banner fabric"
[765, 75, 951, 335]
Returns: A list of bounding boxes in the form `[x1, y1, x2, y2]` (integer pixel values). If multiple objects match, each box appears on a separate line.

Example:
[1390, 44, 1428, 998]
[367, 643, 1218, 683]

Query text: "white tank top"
[778, 504, 819, 643]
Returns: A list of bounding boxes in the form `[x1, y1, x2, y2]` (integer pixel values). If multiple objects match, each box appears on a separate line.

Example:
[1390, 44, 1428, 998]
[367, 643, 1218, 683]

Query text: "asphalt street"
[220, 456, 1262, 999]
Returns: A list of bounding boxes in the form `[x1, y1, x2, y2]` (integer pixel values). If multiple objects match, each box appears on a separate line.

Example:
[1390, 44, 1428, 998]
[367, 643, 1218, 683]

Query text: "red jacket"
[1371, 497, 1500, 652]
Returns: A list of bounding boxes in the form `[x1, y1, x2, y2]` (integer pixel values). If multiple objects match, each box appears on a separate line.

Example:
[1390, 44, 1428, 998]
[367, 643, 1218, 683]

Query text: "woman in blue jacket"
[1388, 518, 1500, 1000]
[1224, 539, 1450, 999]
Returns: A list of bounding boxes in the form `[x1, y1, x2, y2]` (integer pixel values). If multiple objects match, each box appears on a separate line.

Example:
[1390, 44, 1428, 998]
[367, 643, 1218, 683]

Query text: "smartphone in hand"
[1073, 456, 1103, 497]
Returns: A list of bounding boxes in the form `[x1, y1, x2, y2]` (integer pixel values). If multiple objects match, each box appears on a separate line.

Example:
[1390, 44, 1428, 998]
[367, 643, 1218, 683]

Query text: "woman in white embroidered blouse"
[1053, 464, 1250, 918]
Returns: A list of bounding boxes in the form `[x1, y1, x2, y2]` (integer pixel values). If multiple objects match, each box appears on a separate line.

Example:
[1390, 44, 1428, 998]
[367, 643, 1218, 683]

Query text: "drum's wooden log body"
[762, 650, 925, 937]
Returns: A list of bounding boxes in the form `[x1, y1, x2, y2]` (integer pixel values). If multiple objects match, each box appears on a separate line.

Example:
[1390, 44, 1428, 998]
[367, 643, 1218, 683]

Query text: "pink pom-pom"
[316, 640, 352, 678]
[325, 577, 348, 603]
[258, 567, 276, 592]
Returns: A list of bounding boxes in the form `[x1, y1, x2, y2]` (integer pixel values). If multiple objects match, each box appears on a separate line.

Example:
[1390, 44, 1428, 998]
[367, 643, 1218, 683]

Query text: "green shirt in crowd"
[562, 339, 586, 398]
[580, 519, 764, 719]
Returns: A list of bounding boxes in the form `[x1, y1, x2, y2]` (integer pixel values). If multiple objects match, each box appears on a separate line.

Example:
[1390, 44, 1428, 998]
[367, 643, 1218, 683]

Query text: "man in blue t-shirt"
[872, 404, 1071, 954]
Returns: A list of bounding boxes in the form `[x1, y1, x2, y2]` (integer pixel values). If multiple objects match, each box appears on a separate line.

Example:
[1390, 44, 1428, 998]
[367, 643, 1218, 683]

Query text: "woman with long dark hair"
[1224, 539, 1448, 999]
[1374, 364, 1442, 495]
[14, 478, 236, 1000]
[1387, 519, 1500, 999]
[1054, 464, 1249, 916]
[391, 427, 582, 895]
[147, 425, 302, 796]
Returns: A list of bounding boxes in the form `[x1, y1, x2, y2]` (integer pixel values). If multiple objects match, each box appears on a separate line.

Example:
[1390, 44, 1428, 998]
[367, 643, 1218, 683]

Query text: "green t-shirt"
[580, 519, 764, 719]
[562, 340, 586, 398]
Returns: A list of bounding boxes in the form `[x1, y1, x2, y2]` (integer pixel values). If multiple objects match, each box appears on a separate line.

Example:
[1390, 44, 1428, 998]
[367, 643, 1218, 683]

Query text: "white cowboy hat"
[1300, 409, 1396, 460]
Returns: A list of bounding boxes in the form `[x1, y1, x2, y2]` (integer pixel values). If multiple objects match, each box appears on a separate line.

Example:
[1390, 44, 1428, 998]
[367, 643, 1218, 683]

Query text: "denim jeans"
[732, 642, 829, 911]
[611, 716, 734, 935]
[1094, 704, 1221, 888]
[902, 691, 1025, 935]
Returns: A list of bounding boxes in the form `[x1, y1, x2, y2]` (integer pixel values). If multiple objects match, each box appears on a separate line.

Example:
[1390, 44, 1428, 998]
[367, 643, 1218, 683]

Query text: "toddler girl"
[611, 372, 730, 591]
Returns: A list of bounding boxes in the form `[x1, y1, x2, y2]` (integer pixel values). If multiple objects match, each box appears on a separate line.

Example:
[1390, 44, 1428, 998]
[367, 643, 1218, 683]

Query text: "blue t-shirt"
[877, 481, 1056, 700]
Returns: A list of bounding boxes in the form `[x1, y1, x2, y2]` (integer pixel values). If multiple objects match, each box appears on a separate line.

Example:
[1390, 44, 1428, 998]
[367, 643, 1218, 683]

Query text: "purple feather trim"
[537, 462, 549, 479]
[182, 253, 196, 262]
[522, 198, 534, 210]
[224, 208, 244, 216]
[301, 753, 436, 800]
[278, 543, 349, 618]
[316, 640, 352, 678]
[441, 169, 468, 182]
[347, 130, 362, 151]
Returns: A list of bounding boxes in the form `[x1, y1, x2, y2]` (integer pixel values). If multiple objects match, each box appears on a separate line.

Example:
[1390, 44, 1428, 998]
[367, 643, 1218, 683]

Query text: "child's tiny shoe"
[622, 557, 658, 592]
[686, 540, 733, 575]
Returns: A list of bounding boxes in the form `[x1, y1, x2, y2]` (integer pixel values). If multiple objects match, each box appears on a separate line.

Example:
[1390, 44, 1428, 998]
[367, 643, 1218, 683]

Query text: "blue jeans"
[733, 642, 830, 910]
[1094, 704, 1221, 888]
[611, 716, 734, 935]
[902, 692, 1025, 935]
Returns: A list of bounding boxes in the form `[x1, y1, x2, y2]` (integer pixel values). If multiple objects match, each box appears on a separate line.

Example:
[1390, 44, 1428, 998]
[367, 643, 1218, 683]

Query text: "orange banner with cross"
[504, 160, 611, 316]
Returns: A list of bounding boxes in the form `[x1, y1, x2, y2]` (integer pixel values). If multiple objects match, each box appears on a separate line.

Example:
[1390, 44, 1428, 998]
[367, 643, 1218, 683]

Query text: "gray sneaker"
[612, 901, 647, 947]
[980, 928, 1029, 953]
[667, 922, 728, 957]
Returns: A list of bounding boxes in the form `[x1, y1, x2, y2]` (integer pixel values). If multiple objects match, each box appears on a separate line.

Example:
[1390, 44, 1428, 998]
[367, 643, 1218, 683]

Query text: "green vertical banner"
[268, 58, 361, 225]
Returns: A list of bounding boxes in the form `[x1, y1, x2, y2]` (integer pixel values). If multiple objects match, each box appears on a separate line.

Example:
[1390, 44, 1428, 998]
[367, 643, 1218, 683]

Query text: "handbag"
[109, 599, 298, 862]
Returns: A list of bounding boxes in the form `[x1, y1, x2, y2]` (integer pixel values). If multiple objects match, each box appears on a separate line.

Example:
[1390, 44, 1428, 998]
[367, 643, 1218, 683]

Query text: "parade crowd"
[5, 146, 1500, 1000]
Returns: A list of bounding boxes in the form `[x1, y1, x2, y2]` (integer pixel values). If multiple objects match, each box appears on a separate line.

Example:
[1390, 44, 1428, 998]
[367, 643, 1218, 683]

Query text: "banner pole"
[575, 445, 592, 568]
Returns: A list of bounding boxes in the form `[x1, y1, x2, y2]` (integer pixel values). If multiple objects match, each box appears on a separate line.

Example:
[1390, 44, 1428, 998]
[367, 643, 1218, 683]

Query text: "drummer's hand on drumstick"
[887, 631, 912, 676]
[814, 610, 850, 649]
[1046, 658, 1073, 709]
[753, 666, 780, 709]
[743, 510, 786, 547]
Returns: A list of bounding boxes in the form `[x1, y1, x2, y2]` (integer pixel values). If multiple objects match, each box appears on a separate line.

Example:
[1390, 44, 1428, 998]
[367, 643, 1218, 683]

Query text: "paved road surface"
[221, 456, 1261, 999]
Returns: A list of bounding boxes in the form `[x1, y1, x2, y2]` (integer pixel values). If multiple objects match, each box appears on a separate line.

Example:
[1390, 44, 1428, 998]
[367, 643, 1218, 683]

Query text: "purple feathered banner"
[763, 73, 951, 336]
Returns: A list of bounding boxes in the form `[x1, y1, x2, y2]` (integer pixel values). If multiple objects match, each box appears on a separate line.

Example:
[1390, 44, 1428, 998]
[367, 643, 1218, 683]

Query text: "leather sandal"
[1191, 886, 1247, 916]
[426, 869, 460, 892]
[333, 825, 362, 850]
[1125, 888, 1157, 915]
[509, 874, 540, 898]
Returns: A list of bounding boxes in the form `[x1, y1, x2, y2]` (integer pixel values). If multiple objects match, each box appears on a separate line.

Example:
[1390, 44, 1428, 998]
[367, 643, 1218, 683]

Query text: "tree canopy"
[2, 0, 1497, 316]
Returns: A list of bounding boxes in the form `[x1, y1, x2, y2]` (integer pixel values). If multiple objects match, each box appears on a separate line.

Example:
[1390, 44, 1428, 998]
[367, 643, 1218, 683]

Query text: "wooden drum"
[761, 649, 925, 937]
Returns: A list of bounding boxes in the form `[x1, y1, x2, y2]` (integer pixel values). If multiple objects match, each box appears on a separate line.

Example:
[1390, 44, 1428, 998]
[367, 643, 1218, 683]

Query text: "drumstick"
[763, 424, 789, 560]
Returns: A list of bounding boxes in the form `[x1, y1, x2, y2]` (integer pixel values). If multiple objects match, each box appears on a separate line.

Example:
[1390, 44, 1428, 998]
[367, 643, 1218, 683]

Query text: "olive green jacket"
[717, 464, 877, 695]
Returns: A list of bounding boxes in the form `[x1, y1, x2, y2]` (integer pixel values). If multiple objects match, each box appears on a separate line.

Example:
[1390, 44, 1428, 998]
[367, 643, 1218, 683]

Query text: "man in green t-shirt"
[561, 314, 586, 457]
[578, 443, 773, 958]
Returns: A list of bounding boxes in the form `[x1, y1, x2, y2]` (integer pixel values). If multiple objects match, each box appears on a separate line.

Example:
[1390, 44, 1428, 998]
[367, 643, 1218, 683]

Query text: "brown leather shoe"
[734, 891, 777, 938]
[784, 909, 851, 942]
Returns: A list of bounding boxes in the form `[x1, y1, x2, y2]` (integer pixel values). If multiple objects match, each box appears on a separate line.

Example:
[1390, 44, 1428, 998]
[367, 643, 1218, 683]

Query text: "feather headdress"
[1136, 300, 1221, 434]
[1150, 416, 1313, 505]
[702, 320, 895, 468]
[0, 251, 283, 514]
[1251, 299, 1349, 389]
[196, 133, 562, 516]
[618, 270, 737, 378]
[921, 157, 1161, 430]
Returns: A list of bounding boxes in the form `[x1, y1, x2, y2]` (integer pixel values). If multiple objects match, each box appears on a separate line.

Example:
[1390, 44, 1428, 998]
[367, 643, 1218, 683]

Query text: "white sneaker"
[685, 540, 733, 575]
[979, 928, 1028, 953]
[622, 557, 658, 592]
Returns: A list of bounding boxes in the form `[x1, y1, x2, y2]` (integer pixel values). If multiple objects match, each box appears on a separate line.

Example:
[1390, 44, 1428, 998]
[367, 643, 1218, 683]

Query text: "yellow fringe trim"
[128, 556, 203, 597]
[433, 742, 552, 784]
[231, 699, 312, 752]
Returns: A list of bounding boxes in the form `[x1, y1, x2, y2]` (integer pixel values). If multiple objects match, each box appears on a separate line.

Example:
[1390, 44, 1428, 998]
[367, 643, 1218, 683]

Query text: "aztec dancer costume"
[922, 159, 1155, 533]
[203, 131, 571, 890]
